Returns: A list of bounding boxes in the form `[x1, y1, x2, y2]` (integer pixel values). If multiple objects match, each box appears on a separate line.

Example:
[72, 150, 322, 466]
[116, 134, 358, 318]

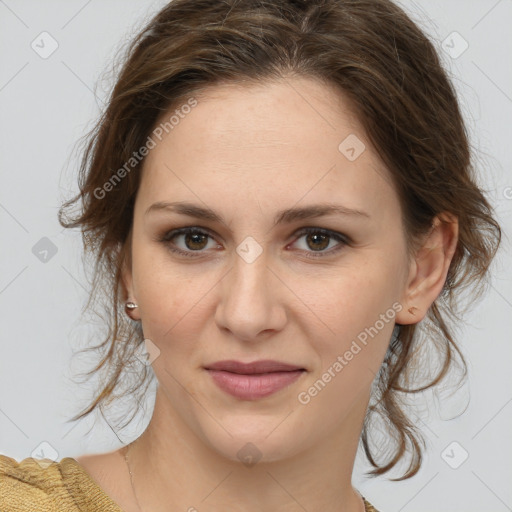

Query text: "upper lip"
[204, 360, 305, 374]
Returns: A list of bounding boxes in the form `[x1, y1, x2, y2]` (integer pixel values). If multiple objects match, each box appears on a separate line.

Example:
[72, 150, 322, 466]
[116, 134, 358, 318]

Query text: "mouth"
[204, 359, 306, 374]
[203, 360, 306, 400]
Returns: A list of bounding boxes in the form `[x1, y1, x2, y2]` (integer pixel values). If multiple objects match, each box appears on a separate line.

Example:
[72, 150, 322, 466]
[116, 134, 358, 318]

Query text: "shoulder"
[0, 453, 123, 512]
[0, 454, 79, 510]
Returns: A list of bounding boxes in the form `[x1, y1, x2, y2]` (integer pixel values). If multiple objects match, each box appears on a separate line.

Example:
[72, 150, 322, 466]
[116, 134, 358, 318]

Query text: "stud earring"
[125, 301, 138, 310]
[408, 306, 418, 315]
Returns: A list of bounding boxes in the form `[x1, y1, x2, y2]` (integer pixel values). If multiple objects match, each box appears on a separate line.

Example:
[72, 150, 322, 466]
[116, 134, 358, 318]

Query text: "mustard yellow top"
[0, 455, 380, 511]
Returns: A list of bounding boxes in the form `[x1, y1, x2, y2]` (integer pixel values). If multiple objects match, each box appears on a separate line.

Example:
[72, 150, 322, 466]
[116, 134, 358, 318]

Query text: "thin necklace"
[124, 443, 367, 512]
[124, 443, 144, 512]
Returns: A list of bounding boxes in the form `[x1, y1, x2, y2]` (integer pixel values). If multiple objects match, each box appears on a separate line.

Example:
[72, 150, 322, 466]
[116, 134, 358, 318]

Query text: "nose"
[214, 247, 287, 342]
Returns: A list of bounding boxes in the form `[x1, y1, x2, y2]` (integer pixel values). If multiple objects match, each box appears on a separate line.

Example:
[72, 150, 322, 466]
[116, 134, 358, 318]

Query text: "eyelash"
[157, 226, 350, 260]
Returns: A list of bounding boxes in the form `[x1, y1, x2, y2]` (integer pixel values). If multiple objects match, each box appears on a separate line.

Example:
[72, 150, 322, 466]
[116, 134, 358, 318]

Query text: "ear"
[120, 232, 141, 321]
[395, 212, 459, 325]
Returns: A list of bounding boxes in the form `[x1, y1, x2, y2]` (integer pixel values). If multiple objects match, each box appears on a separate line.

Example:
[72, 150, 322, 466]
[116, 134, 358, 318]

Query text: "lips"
[204, 360, 306, 400]
[204, 360, 305, 374]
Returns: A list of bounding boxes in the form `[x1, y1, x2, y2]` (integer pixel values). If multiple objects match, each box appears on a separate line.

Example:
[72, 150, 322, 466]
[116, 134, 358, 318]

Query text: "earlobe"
[120, 237, 141, 321]
[122, 267, 140, 321]
[395, 213, 458, 326]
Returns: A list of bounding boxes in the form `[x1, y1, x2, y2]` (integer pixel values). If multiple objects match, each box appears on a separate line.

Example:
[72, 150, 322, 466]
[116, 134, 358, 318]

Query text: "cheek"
[131, 246, 207, 340]
[295, 270, 397, 421]
[299, 260, 400, 370]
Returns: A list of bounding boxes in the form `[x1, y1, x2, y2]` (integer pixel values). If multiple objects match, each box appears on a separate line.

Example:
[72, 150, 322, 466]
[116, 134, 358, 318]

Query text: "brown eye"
[159, 227, 219, 258]
[291, 227, 349, 258]
[182, 231, 209, 250]
[304, 232, 330, 251]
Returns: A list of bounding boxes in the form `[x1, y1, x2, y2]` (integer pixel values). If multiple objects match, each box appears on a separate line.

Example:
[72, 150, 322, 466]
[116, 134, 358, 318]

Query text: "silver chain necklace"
[124, 443, 144, 512]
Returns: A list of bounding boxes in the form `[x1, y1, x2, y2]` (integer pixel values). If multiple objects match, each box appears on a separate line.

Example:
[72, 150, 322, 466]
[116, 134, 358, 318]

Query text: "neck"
[125, 387, 369, 512]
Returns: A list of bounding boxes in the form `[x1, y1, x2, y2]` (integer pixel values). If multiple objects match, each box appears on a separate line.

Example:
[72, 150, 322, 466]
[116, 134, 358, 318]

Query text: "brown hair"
[59, 0, 502, 480]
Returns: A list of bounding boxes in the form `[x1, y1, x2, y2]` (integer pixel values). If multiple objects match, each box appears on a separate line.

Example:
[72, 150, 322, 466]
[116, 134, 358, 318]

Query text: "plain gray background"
[0, 1, 511, 511]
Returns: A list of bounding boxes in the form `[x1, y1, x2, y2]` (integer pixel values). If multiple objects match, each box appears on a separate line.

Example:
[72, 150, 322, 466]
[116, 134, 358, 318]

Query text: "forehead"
[138, 77, 399, 222]
[149, 77, 365, 158]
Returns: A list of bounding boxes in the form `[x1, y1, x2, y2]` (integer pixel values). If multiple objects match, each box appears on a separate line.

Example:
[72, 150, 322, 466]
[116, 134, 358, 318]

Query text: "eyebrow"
[145, 201, 370, 226]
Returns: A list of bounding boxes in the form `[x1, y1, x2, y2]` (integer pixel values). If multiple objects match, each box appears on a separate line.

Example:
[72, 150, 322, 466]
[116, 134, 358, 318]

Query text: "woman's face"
[124, 76, 414, 462]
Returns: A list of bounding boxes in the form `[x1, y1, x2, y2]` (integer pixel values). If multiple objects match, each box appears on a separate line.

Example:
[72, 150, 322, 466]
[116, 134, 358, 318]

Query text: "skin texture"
[77, 76, 458, 512]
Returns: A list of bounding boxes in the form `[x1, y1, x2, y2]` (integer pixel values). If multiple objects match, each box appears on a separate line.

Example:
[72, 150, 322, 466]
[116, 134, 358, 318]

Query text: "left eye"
[291, 227, 348, 257]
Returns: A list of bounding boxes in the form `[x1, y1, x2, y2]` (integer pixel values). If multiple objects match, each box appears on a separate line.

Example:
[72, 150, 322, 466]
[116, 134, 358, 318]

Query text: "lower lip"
[206, 369, 305, 400]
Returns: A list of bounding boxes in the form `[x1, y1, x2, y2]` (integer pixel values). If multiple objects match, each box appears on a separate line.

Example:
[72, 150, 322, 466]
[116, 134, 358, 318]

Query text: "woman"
[0, 0, 502, 511]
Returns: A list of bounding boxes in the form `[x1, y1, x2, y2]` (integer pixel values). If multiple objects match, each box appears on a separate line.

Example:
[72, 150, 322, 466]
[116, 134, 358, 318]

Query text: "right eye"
[158, 227, 221, 257]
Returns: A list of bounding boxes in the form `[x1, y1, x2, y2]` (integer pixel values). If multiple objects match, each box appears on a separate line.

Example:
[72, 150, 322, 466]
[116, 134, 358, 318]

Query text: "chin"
[197, 420, 308, 466]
